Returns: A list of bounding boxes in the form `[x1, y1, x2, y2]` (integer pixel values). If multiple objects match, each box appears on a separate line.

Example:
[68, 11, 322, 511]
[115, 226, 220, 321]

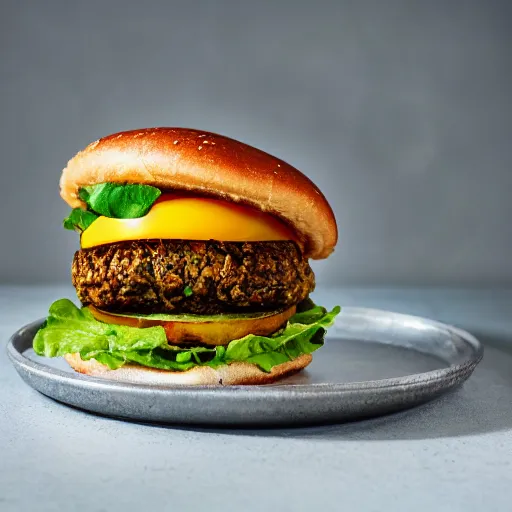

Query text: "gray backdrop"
[1, 0, 511, 286]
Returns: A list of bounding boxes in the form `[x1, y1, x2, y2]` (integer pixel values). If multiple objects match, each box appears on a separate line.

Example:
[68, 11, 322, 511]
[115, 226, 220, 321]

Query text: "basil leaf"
[79, 183, 161, 218]
[62, 208, 99, 232]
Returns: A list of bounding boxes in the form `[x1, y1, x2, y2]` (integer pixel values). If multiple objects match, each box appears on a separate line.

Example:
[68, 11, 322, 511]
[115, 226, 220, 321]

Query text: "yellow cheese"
[80, 194, 296, 249]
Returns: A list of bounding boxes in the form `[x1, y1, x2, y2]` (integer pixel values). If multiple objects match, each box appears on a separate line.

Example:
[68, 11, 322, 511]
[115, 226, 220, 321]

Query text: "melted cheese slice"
[80, 194, 296, 249]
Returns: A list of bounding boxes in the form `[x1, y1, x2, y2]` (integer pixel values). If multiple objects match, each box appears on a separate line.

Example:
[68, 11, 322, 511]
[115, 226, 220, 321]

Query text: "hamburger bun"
[63, 352, 312, 386]
[60, 127, 337, 259]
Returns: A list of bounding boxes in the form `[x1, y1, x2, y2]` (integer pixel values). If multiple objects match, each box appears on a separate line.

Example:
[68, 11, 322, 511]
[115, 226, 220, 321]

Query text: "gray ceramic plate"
[7, 307, 483, 426]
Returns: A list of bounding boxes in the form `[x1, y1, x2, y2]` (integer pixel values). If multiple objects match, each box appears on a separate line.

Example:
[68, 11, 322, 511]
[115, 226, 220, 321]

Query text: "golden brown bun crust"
[63, 353, 312, 386]
[60, 128, 337, 259]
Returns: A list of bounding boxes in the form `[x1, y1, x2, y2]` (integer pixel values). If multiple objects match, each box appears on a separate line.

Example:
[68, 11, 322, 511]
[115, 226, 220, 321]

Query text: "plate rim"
[7, 307, 484, 397]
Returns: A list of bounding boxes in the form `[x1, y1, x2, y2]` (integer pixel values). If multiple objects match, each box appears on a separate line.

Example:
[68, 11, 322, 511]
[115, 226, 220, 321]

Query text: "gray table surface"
[1, 285, 511, 512]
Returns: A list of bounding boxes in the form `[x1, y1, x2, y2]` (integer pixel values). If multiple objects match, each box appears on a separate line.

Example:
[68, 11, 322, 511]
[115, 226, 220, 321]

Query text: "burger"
[34, 128, 339, 385]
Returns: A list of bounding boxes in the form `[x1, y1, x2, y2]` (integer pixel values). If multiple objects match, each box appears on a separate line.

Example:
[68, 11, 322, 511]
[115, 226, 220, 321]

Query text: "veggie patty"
[72, 240, 315, 314]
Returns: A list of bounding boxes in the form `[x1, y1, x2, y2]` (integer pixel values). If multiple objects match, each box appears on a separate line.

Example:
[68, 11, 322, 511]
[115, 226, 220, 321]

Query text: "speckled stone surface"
[1, 286, 511, 511]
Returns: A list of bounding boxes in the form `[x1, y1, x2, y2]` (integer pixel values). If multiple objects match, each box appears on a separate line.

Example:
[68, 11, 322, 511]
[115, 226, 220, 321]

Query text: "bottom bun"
[63, 353, 312, 386]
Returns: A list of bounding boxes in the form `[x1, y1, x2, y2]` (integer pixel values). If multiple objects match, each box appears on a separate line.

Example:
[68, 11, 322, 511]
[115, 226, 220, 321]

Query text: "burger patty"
[72, 240, 315, 314]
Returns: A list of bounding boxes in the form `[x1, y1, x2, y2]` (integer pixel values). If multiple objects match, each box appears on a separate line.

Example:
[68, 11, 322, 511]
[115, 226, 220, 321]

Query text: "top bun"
[60, 127, 337, 259]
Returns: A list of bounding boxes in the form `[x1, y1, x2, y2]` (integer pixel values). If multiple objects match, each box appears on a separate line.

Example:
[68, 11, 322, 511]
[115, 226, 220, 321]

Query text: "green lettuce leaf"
[79, 183, 161, 218]
[63, 208, 99, 232]
[33, 299, 168, 369]
[33, 299, 340, 373]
